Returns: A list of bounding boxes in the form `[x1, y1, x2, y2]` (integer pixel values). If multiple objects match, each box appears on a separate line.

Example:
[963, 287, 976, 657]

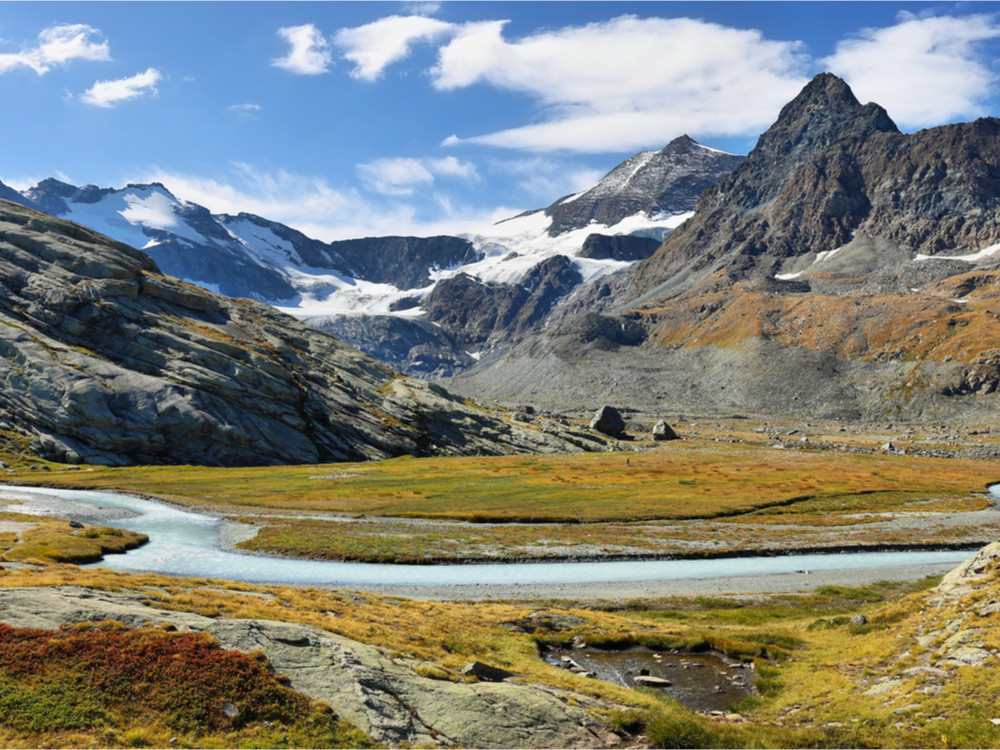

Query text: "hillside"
[0, 199, 601, 466]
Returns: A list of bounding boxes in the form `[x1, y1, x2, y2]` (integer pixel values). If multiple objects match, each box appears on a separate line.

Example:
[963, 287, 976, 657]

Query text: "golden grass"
[8, 443, 998, 525]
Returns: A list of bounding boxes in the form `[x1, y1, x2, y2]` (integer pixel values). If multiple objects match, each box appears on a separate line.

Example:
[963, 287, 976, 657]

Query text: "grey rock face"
[579, 234, 661, 261]
[590, 406, 626, 437]
[0, 200, 603, 465]
[304, 313, 474, 379]
[544, 135, 744, 236]
[423, 255, 583, 349]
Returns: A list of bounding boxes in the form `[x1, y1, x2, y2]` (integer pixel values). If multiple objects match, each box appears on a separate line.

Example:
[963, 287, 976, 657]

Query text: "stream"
[0, 483, 988, 587]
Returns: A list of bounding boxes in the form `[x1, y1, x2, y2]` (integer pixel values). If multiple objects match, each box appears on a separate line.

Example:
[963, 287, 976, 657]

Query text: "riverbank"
[346, 560, 963, 601]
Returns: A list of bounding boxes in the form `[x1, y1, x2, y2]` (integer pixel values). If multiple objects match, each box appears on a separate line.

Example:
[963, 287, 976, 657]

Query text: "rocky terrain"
[447, 74, 1000, 425]
[0, 586, 616, 748]
[0, 198, 604, 466]
[542, 134, 744, 236]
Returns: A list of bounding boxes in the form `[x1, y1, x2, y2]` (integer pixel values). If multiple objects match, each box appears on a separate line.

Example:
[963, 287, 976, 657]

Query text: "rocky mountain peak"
[701, 73, 899, 213]
[543, 134, 743, 235]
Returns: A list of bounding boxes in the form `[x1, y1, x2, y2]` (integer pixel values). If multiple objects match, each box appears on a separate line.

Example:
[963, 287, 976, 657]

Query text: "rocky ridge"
[0, 198, 603, 466]
[543, 135, 744, 236]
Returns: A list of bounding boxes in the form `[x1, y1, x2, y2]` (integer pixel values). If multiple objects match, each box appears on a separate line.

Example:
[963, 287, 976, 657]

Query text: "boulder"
[460, 661, 514, 682]
[590, 406, 626, 437]
[652, 420, 679, 441]
[633, 675, 673, 687]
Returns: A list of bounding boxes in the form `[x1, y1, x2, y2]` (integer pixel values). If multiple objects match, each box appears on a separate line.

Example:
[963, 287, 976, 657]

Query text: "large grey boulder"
[590, 406, 626, 437]
[652, 420, 679, 441]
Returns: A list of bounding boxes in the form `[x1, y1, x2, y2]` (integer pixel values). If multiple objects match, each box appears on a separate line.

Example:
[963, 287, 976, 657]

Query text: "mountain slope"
[446, 74, 1000, 424]
[0, 198, 601, 466]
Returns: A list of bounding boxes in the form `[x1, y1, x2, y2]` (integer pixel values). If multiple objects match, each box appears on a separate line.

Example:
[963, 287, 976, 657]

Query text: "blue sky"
[2, 1, 1000, 240]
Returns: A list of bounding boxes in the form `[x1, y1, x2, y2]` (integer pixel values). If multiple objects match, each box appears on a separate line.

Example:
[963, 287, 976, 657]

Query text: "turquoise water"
[0, 484, 988, 587]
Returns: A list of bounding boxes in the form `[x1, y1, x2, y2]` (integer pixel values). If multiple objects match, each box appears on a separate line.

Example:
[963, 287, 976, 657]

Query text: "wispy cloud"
[334, 14, 452, 81]
[357, 155, 478, 196]
[489, 157, 603, 202]
[228, 103, 262, 117]
[144, 162, 497, 241]
[273, 24, 332, 75]
[81, 67, 161, 108]
[0, 23, 110, 74]
[821, 12, 1000, 127]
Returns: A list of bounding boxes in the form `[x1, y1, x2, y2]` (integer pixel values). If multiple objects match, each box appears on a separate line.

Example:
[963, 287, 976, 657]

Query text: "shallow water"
[0, 484, 985, 587]
[543, 646, 755, 713]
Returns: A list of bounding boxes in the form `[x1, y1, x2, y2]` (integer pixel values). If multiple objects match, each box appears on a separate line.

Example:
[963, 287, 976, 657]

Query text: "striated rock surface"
[0, 199, 602, 465]
[423, 255, 583, 349]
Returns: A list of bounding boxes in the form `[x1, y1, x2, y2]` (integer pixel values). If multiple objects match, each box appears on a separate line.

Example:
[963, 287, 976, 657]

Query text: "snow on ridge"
[914, 242, 1000, 263]
[223, 217, 305, 269]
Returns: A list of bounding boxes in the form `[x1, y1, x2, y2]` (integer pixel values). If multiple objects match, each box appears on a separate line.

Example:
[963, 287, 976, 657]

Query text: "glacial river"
[0, 483, 991, 587]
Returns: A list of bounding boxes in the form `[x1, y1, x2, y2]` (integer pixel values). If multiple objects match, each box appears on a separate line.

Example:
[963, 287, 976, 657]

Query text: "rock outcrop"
[0, 586, 617, 749]
[0, 199, 602, 465]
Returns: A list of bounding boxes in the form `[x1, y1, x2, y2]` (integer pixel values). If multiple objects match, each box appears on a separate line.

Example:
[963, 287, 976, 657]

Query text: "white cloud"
[357, 156, 478, 195]
[81, 67, 161, 108]
[434, 15, 810, 152]
[142, 163, 498, 241]
[229, 103, 262, 117]
[821, 12, 1000, 127]
[273, 24, 332, 75]
[0, 23, 110, 74]
[489, 157, 602, 202]
[334, 14, 452, 80]
[336, 13, 809, 152]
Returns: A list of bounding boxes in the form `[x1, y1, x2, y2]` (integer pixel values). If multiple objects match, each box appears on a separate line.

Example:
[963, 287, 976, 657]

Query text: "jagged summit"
[700, 73, 899, 213]
[544, 134, 744, 235]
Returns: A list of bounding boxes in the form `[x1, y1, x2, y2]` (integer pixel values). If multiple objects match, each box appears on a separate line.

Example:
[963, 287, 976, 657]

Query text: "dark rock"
[590, 406, 626, 437]
[579, 234, 661, 261]
[460, 661, 515, 682]
[652, 420, 679, 441]
[423, 255, 583, 348]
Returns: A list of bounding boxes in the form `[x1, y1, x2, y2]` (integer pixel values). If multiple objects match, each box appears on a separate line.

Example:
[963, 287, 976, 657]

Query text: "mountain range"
[448, 74, 1000, 424]
[3, 72, 1000, 468]
[0, 135, 741, 379]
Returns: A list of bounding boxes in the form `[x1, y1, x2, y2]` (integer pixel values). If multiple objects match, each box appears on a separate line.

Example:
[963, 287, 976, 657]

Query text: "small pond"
[542, 645, 755, 713]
